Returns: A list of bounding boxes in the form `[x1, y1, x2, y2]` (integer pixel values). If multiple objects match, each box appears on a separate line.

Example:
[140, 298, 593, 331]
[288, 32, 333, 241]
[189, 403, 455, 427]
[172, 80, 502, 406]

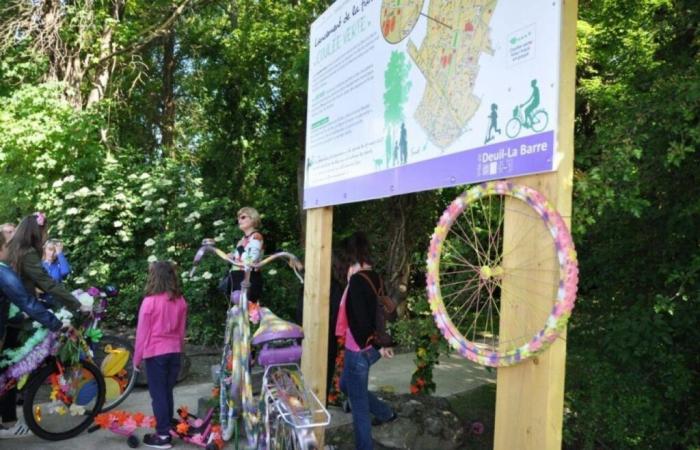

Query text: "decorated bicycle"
[190, 238, 330, 449]
[0, 304, 106, 440]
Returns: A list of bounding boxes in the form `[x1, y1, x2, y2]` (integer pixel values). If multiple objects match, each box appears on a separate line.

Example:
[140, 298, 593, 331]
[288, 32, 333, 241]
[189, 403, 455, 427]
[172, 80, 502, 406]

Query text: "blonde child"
[133, 261, 188, 449]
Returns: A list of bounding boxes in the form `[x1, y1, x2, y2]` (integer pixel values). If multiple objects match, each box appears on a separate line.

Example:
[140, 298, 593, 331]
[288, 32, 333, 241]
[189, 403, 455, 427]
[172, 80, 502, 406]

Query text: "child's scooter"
[89, 406, 223, 449]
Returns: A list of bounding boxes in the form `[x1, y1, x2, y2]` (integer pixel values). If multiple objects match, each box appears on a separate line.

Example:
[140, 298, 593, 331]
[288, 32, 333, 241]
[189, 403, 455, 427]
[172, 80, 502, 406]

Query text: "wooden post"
[301, 206, 333, 443]
[493, 1, 577, 449]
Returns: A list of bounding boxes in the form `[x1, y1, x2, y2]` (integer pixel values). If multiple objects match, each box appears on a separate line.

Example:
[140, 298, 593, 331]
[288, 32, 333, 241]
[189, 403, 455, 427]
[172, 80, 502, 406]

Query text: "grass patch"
[448, 383, 496, 450]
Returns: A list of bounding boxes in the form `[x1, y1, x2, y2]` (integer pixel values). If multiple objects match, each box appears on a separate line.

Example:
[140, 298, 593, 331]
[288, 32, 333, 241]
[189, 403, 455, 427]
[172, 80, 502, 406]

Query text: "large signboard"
[304, 0, 562, 208]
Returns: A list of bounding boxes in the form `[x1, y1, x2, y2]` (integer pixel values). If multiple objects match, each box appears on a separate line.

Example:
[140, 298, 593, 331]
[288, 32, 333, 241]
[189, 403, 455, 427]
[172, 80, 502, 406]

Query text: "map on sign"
[405, 1, 496, 148]
[380, 0, 425, 44]
[304, 0, 562, 208]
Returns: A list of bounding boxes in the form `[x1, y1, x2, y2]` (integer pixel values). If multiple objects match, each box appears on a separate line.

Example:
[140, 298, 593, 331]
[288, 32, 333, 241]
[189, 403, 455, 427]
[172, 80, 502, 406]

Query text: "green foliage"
[391, 292, 448, 396]
[566, 0, 700, 448]
[0, 83, 105, 220]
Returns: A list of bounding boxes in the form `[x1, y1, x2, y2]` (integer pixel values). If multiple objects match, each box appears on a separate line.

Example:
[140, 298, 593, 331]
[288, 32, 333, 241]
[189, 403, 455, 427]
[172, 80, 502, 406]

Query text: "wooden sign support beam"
[301, 206, 333, 445]
[493, 1, 578, 449]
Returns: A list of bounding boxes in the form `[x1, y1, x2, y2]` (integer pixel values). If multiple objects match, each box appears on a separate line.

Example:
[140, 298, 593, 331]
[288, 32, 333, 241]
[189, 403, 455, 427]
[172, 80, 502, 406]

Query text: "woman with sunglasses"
[222, 207, 265, 303]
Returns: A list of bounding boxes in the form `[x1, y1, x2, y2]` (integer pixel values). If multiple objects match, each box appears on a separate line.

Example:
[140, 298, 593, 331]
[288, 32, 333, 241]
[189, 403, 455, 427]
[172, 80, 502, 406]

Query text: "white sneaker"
[0, 418, 32, 438]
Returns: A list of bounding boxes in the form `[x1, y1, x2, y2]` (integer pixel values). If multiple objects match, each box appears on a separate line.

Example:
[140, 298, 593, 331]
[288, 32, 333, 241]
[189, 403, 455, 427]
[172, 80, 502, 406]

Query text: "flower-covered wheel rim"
[426, 181, 578, 367]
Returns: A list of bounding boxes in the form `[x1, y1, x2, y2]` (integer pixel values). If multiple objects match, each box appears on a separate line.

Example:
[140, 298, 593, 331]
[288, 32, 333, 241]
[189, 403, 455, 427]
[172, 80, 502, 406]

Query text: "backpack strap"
[356, 271, 379, 297]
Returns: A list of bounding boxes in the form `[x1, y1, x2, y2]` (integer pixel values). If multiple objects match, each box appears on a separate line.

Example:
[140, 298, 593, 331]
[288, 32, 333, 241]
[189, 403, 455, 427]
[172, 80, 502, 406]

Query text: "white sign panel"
[304, 0, 562, 208]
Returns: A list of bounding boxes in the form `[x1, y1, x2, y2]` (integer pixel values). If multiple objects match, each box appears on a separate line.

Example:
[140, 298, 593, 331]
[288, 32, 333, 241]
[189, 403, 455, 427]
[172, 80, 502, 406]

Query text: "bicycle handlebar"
[190, 239, 304, 283]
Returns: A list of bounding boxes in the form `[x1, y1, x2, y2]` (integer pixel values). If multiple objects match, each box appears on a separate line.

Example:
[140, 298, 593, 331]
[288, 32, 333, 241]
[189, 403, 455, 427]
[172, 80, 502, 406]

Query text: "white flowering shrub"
[1, 83, 304, 344]
[31, 155, 246, 342]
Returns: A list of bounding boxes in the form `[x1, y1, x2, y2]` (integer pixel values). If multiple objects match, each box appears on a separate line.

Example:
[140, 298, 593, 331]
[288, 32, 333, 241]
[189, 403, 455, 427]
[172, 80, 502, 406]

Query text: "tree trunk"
[384, 194, 417, 310]
[86, 0, 124, 108]
[161, 28, 176, 152]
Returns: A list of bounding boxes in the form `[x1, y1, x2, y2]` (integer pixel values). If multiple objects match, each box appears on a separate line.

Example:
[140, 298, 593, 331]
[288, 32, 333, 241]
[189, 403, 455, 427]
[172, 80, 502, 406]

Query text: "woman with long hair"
[4, 213, 80, 311]
[336, 232, 397, 449]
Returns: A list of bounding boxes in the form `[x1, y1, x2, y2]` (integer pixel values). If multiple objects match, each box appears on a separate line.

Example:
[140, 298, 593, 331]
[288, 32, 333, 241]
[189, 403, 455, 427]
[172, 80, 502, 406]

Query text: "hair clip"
[34, 212, 46, 226]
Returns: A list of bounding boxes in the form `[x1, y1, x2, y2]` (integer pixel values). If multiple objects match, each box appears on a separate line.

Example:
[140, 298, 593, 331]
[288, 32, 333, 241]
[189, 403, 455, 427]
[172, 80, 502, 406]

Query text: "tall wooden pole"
[301, 206, 333, 443]
[493, 1, 578, 449]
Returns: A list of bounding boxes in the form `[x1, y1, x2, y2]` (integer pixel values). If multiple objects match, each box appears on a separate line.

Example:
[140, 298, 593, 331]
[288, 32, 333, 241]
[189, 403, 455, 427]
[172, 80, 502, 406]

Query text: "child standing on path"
[134, 261, 188, 449]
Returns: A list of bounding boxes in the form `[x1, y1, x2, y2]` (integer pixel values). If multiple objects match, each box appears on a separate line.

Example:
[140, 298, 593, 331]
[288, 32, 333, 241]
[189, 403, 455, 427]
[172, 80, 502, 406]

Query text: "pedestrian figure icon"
[485, 103, 501, 144]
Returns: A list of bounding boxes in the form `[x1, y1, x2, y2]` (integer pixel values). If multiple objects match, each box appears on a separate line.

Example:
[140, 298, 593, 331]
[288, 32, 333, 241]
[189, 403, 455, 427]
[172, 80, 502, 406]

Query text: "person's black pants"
[0, 327, 20, 422]
[145, 352, 181, 435]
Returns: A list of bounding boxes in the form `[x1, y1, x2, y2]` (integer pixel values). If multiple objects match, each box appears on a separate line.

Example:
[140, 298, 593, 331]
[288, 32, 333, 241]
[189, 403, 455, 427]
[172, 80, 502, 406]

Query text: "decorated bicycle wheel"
[426, 181, 578, 367]
[91, 335, 136, 411]
[23, 359, 106, 440]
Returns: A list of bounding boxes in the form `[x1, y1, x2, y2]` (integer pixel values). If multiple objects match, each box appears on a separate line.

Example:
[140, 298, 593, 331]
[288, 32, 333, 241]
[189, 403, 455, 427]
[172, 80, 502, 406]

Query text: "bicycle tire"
[91, 335, 136, 411]
[426, 181, 578, 367]
[220, 307, 238, 441]
[237, 295, 260, 448]
[23, 359, 106, 440]
[505, 118, 521, 138]
[532, 110, 549, 132]
[268, 415, 304, 450]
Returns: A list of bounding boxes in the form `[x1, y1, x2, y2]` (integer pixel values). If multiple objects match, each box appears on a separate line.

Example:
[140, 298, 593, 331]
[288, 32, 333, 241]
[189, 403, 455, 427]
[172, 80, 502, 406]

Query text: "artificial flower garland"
[0, 328, 50, 368]
[93, 410, 157, 433]
[0, 332, 58, 396]
[326, 336, 346, 406]
[174, 405, 224, 449]
[0, 308, 78, 397]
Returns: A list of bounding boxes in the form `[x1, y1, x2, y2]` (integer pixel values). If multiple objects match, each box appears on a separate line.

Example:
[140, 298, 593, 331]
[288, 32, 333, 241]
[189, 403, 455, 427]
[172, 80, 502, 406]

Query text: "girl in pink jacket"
[133, 261, 187, 449]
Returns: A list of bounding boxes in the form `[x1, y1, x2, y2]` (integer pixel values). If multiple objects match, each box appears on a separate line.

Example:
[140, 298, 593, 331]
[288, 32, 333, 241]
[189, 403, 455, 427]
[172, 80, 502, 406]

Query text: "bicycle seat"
[252, 308, 304, 346]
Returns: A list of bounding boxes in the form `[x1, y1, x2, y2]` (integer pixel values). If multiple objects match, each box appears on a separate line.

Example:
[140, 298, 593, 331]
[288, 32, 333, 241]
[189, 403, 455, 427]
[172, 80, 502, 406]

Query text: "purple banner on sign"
[303, 131, 555, 209]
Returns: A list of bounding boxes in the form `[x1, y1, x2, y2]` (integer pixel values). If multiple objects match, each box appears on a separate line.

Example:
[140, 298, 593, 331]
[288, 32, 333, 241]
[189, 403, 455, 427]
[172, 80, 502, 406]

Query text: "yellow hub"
[480, 265, 503, 280]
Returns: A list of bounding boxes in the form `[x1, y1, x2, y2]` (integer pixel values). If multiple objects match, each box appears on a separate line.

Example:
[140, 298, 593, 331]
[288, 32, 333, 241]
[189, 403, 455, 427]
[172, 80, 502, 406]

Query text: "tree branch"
[86, 0, 197, 71]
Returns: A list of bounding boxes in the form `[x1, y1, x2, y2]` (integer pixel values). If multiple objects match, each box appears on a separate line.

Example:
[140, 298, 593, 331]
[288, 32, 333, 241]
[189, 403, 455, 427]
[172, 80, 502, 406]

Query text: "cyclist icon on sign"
[522, 79, 540, 128]
[506, 79, 549, 138]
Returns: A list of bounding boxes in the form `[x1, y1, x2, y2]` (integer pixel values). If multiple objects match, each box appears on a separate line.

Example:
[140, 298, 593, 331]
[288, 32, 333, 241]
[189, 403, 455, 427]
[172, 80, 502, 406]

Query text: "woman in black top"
[337, 232, 396, 450]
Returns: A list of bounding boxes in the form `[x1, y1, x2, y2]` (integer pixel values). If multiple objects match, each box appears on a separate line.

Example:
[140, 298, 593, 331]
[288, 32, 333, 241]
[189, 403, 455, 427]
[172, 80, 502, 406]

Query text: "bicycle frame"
[191, 240, 328, 449]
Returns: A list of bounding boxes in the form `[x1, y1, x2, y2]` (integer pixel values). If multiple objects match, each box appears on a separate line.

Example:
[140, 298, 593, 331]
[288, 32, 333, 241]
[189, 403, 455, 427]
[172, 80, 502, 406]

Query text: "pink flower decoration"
[123, 417, 137, 433]
[191, 433, 204, 444]
[87, 287, 101, 297]
[471, 421, 485, 435]
[34, 212, 46, 226]
[141, 416, 156, 428]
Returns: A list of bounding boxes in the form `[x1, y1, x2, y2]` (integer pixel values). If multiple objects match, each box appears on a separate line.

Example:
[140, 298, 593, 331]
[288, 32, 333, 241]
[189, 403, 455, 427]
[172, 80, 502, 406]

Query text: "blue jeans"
[340, 347, 393, 450]
[145, 353, 181, 435]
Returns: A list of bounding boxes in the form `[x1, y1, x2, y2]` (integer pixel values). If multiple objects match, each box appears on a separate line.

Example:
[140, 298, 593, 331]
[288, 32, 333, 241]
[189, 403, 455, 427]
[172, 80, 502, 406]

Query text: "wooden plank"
[301, 206, 333, 443]
[493, 1, 577, 449]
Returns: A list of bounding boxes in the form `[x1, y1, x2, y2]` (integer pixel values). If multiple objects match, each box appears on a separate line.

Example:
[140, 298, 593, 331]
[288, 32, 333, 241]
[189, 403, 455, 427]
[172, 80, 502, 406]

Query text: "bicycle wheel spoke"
[442, 238, 481, 272]
[446, 278, 484, 319]
[448, 220, 485, 268]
